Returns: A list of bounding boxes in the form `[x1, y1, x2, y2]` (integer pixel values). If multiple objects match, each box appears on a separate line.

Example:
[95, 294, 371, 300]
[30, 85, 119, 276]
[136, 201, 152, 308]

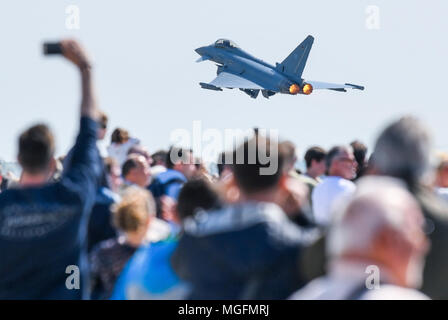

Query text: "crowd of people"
[1, 39, 448, 300]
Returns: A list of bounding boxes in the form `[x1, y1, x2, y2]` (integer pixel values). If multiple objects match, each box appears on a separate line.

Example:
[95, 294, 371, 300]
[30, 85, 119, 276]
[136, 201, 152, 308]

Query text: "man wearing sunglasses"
[311, 146, 357, 226]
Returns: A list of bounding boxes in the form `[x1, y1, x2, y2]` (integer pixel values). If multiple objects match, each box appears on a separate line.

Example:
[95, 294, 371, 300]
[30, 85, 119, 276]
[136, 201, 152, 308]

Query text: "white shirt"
[289, 260, 429, 300]
[107, 138, 140, 166]
[311, 176, 356, 226]
[436, 187, 448, 203]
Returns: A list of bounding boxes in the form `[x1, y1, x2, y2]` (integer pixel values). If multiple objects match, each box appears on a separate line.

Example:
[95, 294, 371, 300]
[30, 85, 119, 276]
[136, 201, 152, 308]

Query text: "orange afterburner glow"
[302, 83, 313, 95]
[289, 84, 300, 94]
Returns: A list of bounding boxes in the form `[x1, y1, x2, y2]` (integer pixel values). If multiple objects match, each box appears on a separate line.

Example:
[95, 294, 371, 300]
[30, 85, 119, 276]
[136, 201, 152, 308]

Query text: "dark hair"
[18, 124, 54, 174]
[177, 178, 221, 220]
[350, 140, 367, 166]
[166, 146, 192, 169]
[231, 136, 283, 194]
[111, 128, 129, 144]
[98, 112, 108, 129]
[350, 140, 368, 179]
[325, 146, 347, 169]
[122, 156, 140, 178]
[151, 150, 168, 167]
[304, 146, 326, 169]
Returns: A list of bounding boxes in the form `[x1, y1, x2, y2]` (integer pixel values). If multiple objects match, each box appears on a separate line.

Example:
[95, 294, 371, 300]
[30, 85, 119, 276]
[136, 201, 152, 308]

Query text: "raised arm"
[60, 39, 99, 120]
[59, 39, 102, 199]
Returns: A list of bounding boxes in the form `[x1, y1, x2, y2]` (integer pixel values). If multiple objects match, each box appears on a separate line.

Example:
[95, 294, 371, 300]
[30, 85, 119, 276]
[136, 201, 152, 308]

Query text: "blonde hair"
[112, 187, 155, 232]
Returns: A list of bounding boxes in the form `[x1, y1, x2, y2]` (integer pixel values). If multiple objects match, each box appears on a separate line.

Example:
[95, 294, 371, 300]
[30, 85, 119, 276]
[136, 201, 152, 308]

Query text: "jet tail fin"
[276, 35, 314, 78]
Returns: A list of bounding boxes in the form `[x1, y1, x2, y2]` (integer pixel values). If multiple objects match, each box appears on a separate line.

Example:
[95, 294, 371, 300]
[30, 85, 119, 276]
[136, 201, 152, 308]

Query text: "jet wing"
[208, 72, 264, 90]
[305, 81, 364, 92]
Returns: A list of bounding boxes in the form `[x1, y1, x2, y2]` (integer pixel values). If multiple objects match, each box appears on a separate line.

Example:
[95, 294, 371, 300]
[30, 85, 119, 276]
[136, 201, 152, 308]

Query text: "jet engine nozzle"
[302, 83, 313, 95]
[289, 84, 301, 95]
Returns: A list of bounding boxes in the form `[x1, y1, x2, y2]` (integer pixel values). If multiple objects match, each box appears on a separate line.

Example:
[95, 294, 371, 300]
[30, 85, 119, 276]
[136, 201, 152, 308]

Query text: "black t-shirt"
[89, 238, 137, 299]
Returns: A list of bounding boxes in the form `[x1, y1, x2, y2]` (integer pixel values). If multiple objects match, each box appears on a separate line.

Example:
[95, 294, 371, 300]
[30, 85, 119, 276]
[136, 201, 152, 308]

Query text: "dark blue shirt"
[87, 187, 119, 252]
[172, 202, 320, 299]
[148, 169, 186, 200]
[148, 169, 186, 218]
[0, 117, 101, 299]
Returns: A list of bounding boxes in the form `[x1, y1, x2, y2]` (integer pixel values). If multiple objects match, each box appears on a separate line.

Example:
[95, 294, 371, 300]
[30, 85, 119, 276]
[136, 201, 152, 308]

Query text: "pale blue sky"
[0, 0, 447, 162]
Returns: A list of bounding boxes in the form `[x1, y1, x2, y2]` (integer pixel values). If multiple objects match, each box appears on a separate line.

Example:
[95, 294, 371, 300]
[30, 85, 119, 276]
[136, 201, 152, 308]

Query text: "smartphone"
[43, 42, 63, 55]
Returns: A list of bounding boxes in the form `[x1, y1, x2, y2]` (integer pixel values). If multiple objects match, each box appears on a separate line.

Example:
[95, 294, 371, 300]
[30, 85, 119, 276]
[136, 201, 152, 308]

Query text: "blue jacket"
[148, 169, 187, 218]
[0, 117, 102, 299]
[110, 237, 190, 300]
[172, 202, 320, 299]
[87, 187, 120, 252]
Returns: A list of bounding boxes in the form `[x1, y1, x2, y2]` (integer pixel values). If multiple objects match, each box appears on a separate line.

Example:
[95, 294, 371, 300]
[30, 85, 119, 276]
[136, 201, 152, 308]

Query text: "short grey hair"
[373, 116, 431, 184]
[327, 176, 421, 259]
[325, 145, 353, 169]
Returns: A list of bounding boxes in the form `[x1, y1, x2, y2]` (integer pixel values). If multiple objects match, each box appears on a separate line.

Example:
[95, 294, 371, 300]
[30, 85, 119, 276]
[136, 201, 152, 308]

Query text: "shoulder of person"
[362, 285, 430, 300]
[288, 276, 328, 300]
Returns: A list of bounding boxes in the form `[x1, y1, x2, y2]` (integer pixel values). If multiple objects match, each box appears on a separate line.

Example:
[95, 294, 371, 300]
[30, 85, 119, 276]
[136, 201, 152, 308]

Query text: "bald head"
[328, 176, 428, 288]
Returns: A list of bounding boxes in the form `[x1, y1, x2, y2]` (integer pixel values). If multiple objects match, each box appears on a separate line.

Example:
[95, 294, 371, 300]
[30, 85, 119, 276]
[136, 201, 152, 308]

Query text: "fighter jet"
[195, 36, 364, 99]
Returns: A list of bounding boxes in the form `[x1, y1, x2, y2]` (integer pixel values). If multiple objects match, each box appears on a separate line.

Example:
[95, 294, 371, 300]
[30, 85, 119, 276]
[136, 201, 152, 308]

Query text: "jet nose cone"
[195, 46, 206, 56]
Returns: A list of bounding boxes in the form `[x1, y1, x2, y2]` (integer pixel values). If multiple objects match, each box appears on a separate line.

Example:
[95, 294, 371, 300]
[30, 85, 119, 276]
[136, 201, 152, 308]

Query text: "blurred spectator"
[176, 178, 223, 220]
[96, 112, 109, 157]
[371, 116, 448, 299]
[279, 141, 300, 179]
[299, 146, 327, 208]
[290, 177, 429, 300]
[194, 157, 214, 182]
[150, 150, 168, 178]
[128, 145, 152, 166]
[434, 152, 448, 202]
[0, 40, 102, 299]
[108, 128, 140, 166]
[104, 157, 122, 193]
[171, 135, 319, 299]
[90, 187, 155, 299]
[110, 179, 219, 300]
[121, 155, 152, 190]
[311, 146, 357, 226]
[303, 146, 327, 183]
[217, 151, 233, 181]
[62, 109, 117, 253]
[0, 165, 8, 192]
[149, 147, 196, 219]
[350, 140, 368, 180]
[97, 112, 108, 140]
[87, 160, 120, 252]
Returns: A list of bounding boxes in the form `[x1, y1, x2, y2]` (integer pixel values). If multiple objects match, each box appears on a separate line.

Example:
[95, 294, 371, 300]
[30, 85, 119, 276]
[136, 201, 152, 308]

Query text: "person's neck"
[306, 168, 320, 179]
[20, 172, 48, 187]
[327, 172, 344, 179]
[336, 253, 402, 286]
[239, 189, 277, 204]
[125, 232, 146, 247]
